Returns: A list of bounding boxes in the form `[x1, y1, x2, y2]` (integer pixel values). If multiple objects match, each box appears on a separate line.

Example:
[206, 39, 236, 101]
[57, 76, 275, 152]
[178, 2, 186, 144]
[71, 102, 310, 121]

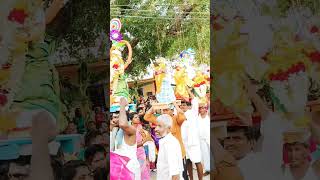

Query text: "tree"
[46, 0, 109, 64]
[111, 0, 210, 77]
[277, 0, 320, 16]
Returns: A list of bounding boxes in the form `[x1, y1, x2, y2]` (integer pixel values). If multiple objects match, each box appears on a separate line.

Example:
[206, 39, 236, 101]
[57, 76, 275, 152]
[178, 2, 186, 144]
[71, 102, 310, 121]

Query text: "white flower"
[244, 15, 274, 57]
[271, 72, 309, 113]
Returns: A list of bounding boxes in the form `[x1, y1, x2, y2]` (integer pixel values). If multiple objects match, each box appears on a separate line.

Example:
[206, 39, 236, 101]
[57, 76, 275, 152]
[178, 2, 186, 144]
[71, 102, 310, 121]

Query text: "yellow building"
[55, 60, 108, 111]
[128, 77, 156, 99]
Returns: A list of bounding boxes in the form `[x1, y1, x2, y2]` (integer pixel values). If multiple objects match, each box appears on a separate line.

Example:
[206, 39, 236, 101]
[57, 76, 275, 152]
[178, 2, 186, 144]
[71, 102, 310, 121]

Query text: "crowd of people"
[0, 0, 109, 179]
[110, 88, 211, 180]
[0, 106, 108, 180]
[212, 78, 320, 180]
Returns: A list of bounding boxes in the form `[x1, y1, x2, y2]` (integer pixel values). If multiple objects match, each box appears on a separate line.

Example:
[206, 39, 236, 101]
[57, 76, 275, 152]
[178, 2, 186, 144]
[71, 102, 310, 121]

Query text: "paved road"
[150, 169, 210, 180]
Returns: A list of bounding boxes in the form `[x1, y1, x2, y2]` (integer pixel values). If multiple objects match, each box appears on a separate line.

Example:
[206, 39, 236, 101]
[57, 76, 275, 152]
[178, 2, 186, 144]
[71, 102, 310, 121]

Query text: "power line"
[111, 12, 208, 18]
[111, 3, 209, 7]
[110, 8, 210, 15]
[111, 15, 209, 20]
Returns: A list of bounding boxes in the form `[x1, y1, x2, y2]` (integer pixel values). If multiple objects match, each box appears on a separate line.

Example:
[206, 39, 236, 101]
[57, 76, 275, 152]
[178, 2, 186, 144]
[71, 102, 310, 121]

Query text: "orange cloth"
[154, 63, 166, 94]
[213, 154, 244, 180]
[174, 67, 189, 100]
[144, 112, 186, 158]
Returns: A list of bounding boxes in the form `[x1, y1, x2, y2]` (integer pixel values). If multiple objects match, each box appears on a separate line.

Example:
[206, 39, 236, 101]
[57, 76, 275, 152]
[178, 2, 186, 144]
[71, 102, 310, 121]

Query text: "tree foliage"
[46, 0, 109, 62]
[277, 0, 320, 15]
[111, 0, 210, 77]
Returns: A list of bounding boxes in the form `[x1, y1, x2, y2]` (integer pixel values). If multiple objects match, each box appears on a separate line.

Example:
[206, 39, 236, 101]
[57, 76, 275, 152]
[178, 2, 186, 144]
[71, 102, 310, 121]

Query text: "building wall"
[141, 82, 156, 98]
[55, 61, 108, 110]
[128, 78, 156, 99]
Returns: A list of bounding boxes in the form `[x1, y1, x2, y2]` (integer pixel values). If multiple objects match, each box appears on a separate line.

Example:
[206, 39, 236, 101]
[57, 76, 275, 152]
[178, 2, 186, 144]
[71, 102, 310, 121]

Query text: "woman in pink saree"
[110, 152, 135, 180]
[131, 113, 151, 180]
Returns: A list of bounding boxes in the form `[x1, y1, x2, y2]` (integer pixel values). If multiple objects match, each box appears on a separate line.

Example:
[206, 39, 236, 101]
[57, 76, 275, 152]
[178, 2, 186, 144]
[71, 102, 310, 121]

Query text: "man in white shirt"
[181, 99, 204, 180]
[110, 112, 120, 152]
[155, 114, 184, 180]
[282, 129, 319, 180]
[197, 103, 211, 176]
[221, 79, 286, 180]
[180, 88, 204, 180]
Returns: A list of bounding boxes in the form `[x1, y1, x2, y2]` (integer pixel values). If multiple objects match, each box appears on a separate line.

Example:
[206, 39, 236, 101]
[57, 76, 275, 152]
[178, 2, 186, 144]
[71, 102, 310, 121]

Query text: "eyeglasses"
[199, 106, 207, 109]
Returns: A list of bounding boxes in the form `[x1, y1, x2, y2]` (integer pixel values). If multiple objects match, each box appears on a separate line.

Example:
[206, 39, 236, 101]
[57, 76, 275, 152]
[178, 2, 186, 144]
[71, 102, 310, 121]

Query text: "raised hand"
[120, 97, 128, 108]
[31, 110, 56, 180]
[31, 110, 57, 142]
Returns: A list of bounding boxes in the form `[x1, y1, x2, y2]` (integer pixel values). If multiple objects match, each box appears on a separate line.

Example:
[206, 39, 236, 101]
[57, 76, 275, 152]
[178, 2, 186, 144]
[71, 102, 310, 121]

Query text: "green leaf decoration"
[113, 41, 126, 48]
[269, 87, 287, 113]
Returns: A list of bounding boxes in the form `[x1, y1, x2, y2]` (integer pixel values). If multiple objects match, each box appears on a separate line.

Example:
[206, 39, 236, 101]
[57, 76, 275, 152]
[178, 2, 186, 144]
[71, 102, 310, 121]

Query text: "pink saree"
[110, 152, 135, 180]
[136, 125, 150, 180]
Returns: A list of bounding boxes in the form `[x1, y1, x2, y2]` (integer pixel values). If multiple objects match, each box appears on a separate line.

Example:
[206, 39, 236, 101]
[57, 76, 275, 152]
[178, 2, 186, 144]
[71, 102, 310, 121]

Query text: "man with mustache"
[155, 114, 184, 180]
[281, 111, 320, 180]
[220, 79, 286, 180]
[144, 101, 188, 179]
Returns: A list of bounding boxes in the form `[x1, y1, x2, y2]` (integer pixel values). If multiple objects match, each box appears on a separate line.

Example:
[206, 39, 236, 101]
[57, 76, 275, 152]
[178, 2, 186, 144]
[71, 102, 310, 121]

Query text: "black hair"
[227, 126, 260, 141]
[69, 120, 76, 124]
[51, 156, 63, 180]
[87, 121, 98, 130]
[129, 112, 138, 121]
[88, 121, 96, 125]
[61, 160, 88, 180]
[111, 112, 119, 117]
[0, 161, 9, 179]
[11, 156, 31, 166]
[94, 168, 108, 180]
[0, 155, 62, 180]
[0, 156, 30, 180]
[85, 130, 103, 146]
[84, 144, 106, 164]
[137, 107, 144, 113]
[75, 108, 82, 117]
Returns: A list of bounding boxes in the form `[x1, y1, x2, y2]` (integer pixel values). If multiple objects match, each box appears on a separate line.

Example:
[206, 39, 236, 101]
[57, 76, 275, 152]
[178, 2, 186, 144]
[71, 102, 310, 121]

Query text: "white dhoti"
[186, 145, 202, 163]
[127, 158, 141, 180]
[200, 139, 210, 172]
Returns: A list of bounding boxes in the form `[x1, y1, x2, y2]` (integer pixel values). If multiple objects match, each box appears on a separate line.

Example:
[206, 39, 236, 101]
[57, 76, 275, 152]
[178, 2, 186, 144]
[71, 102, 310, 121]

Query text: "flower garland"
[110, 18, 132, 105]
[0, 0, 45, 133]
[0, 1, 30, 113]
[268, 62, 306, 81]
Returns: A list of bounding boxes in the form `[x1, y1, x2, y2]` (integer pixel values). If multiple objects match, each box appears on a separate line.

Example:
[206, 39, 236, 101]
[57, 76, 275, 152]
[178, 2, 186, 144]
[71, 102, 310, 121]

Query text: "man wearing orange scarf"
[144, 101, 187, 179]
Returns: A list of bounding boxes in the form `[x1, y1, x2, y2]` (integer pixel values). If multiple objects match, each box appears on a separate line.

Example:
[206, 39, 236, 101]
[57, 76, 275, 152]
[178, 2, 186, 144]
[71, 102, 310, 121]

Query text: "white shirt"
[198, 114, 210, 146]
[237, 112, 287, 180]
[283, 165, 318, 180]
[182, 98, 203, 162]
[184, 98, 201, 147]
[157, 133, 184, 180]
[114, 136, 141, 180]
